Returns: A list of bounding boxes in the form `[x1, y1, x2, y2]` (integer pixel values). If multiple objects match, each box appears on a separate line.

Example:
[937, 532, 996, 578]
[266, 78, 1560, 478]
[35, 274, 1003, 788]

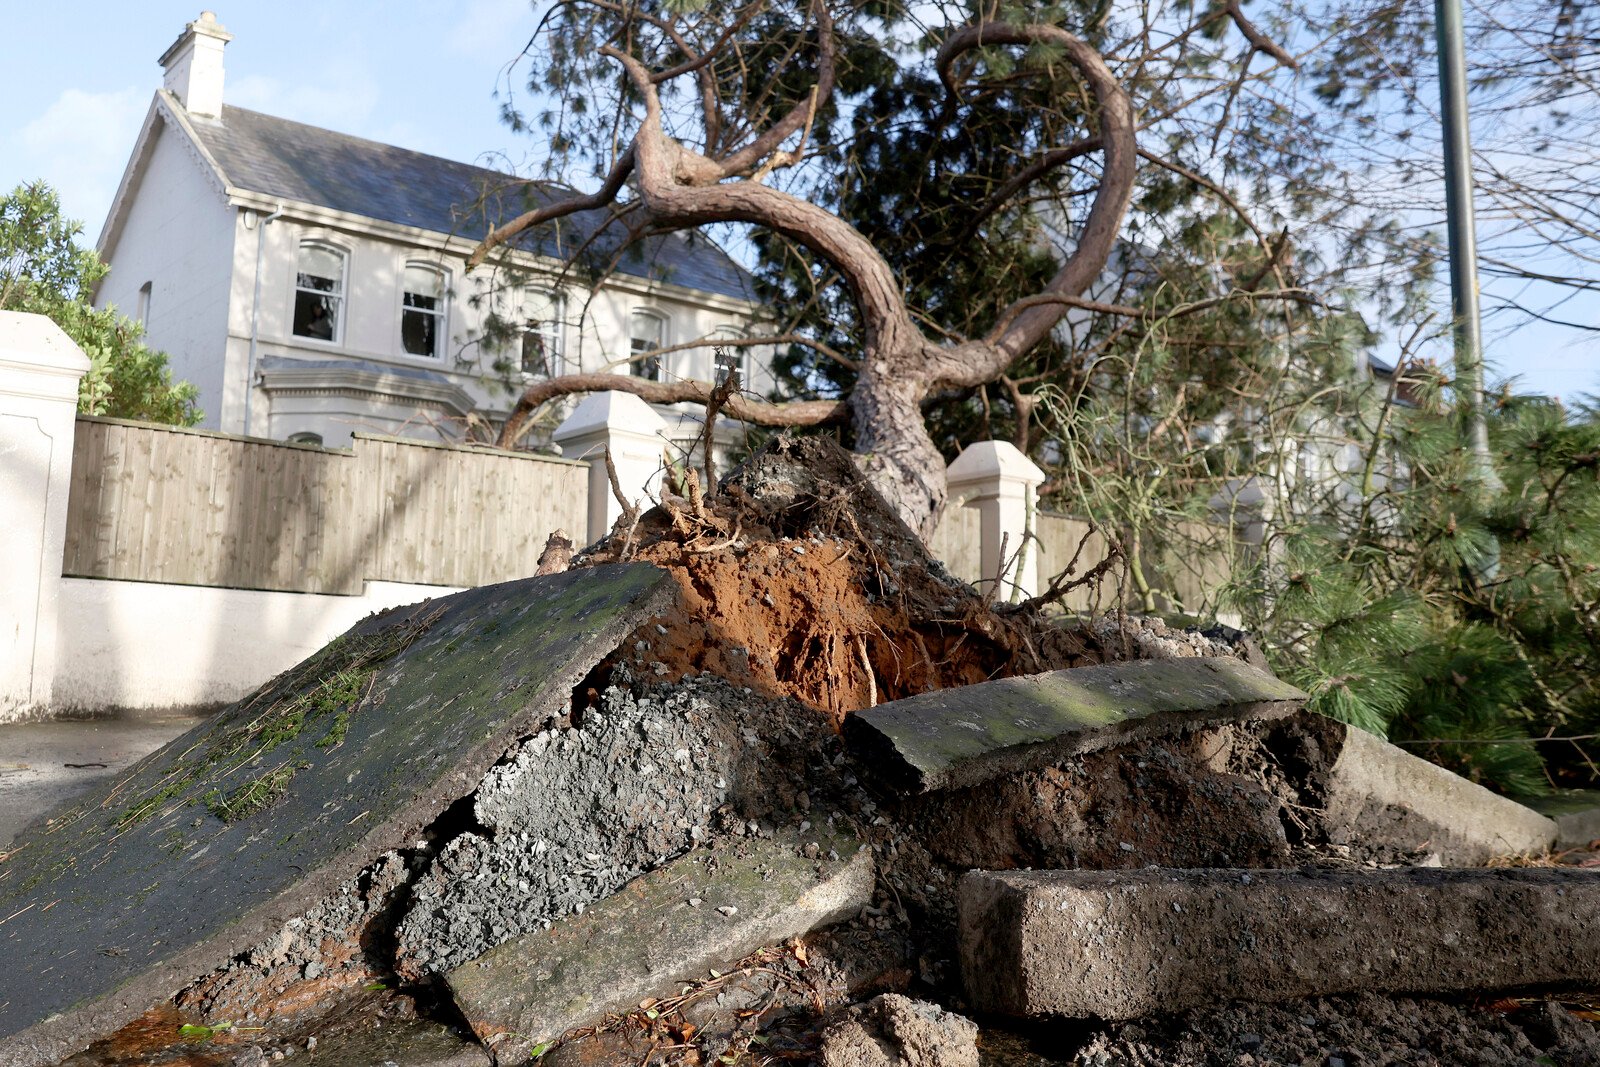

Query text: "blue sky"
[1, 3, 541, 243]
[2, 2, 1594, 403]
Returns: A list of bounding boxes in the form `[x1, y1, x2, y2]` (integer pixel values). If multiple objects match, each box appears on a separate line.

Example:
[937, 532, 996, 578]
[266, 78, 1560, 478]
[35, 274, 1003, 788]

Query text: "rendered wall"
[49, 577, 462, 716]
[95, 117, 237, 430]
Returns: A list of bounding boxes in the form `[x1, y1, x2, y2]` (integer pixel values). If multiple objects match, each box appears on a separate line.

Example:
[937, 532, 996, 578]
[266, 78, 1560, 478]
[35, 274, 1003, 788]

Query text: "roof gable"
[188, 106, 755, 302]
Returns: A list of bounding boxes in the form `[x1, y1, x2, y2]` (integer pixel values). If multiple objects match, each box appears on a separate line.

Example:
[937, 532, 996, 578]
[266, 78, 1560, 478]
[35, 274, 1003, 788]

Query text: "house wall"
[227, 213, 771, 448]
[96, 120, 237, 430]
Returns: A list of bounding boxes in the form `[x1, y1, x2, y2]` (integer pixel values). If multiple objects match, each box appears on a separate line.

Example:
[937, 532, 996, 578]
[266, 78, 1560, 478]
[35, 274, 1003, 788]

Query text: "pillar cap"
[0, 311, 91, 376]
[553, 389, 669, 448]
[946, 440, 1045, 490]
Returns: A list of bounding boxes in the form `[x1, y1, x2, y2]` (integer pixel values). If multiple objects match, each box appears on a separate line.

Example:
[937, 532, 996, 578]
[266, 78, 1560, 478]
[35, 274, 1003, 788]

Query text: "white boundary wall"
[48, 577, 462, 717]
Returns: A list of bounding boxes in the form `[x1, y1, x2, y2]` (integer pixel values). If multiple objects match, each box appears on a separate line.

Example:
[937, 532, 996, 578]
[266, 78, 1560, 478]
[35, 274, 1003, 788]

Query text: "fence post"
[0, 312, 90, 720]
[553, 391, 670, 545]
[946, 440, 1046, 602]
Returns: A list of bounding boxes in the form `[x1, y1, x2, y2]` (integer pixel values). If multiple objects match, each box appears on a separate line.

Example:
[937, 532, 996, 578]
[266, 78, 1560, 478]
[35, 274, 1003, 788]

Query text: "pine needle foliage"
[1228, 370, 1600, 796]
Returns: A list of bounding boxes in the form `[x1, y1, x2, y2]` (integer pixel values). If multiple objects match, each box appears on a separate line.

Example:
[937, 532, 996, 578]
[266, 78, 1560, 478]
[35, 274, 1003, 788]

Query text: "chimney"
[158, 11, 232, 120]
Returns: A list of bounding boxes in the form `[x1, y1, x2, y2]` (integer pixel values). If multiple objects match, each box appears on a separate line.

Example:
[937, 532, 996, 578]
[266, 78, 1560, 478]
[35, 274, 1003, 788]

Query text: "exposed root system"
[578, 435, 1108, 727]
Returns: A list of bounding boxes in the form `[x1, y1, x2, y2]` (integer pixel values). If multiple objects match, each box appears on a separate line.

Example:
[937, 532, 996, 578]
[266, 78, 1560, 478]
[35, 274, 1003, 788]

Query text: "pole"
[1434, 0, 1502, 493]
[244, 203, 284, 437]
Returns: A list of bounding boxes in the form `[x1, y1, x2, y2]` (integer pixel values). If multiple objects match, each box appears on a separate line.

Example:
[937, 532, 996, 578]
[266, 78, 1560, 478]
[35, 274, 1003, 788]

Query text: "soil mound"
[576, 435, 1109, 725]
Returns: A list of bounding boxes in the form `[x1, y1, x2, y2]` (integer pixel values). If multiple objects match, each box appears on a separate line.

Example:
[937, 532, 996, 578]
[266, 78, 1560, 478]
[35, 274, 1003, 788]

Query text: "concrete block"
[446, 829, 874, 1063]
[1557, 807, 1600, 849]
[960, 866, 1600, 1020]
[1321, 721, 1558, 863]
[1530, 791, 1600, 850]
[0, 564, 675, 1067]
[844, 657, 1306, 793]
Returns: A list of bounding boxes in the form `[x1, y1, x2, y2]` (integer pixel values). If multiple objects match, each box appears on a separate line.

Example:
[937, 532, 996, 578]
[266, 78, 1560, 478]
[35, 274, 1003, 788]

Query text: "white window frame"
[400, 261, 449, 360]
[629, 308, 668, 381]
[292, 240, 348, 345]
[519, 288, 566, 378]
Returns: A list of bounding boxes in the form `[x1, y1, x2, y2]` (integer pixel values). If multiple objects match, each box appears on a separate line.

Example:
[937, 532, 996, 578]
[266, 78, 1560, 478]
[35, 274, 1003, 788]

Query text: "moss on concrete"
[845, 657, 1308, 792]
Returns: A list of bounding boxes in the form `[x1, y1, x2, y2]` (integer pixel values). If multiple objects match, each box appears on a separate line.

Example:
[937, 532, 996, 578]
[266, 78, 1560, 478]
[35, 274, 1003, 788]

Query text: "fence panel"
[1036, 513, 1120, 612]
[355, 434, 588, 589]
[63, 421, 587, 595]
[63, 418, 363, 594]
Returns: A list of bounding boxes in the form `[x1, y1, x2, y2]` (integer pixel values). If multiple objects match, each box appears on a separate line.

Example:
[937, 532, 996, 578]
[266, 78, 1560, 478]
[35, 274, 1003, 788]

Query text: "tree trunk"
[849, 366, 947, 544]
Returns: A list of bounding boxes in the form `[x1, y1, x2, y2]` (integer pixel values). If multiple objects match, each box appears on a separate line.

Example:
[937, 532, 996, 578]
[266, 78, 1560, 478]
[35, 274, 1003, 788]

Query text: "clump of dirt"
[576, 435, 1109, 727]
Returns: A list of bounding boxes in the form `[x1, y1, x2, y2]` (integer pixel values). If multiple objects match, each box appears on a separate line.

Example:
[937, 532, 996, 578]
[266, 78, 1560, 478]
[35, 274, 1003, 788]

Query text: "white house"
[93, 11, 772, 451]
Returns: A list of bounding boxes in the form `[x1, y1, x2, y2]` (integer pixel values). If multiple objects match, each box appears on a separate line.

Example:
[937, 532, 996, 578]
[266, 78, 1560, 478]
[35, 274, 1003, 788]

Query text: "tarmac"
[0, 715, 205, 848]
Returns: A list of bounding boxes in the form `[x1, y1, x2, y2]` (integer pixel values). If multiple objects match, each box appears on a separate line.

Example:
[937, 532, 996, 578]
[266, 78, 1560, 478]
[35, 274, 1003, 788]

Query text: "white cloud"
[15, 86, 149, 238]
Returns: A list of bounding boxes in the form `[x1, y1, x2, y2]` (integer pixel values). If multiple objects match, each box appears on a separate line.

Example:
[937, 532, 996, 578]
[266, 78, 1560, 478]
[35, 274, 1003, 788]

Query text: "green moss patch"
[115, 607, 443, 829]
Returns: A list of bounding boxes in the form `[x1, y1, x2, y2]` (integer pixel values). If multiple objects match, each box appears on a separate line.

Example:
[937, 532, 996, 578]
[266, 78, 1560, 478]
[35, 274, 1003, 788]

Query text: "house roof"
[188, 105, 756, 303]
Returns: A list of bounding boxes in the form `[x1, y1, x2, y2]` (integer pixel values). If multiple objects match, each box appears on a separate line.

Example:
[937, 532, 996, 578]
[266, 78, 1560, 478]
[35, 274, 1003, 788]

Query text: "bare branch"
[495, 372, 846, 449]
[717, 2, 837, 177]
[1223, 0, 1298, 70]
[937, 22, 1139, 370]
[467, 148, 636, 269]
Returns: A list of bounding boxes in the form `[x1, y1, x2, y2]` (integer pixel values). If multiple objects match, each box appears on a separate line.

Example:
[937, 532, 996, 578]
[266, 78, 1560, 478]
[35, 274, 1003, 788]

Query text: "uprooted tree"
[469, 0, 1301, 541]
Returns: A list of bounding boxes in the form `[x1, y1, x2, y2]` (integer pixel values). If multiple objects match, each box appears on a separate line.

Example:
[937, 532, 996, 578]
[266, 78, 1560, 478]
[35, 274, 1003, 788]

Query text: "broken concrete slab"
[287, 1018, 491, 1067]
[844, 657, 1306, 793]
[0, 564, 675, 1067]
[960, 866, 1600, 1020]
[445, 828, 873, 1064]
[1318, 719, 1558, 863]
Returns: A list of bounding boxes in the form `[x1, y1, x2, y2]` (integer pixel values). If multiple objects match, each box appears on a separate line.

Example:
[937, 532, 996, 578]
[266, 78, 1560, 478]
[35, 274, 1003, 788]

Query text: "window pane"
[402, 308, 437, 356]
[294, 291, 337, 340]
[298, 245, 343, 288]
[524, 289, 559, 322]
[630, 311, 663, 350]
[521, 332, 550, 375]
[630, 311, 663, 379]
[293, 244, 344, 341]
[404, 265, 442, 301]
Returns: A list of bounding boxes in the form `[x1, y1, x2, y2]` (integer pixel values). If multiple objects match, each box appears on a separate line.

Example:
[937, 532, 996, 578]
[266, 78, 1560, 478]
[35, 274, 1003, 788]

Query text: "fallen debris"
[446, 827, 873, 1063]
[960, 866, 1600, 1020]
[844, 657, 1305, 793]
[1315, 716, 1559, 864]
[818, 994, 980, 1067]
[1056, 990, 1600, 1066]
[0, 566, 673, 1067]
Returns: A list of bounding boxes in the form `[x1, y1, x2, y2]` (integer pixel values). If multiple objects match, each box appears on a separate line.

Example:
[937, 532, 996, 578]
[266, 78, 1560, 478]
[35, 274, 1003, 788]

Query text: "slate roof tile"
[189, 106, 755, 302]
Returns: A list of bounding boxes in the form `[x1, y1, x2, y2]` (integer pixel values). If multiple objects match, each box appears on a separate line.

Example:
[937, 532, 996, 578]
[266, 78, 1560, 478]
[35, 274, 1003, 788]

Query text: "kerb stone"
[844, 657, 1305, 793]
[0, 564, 674, 1067]
[446, 829, 874, 1063]
[1321, 722, 1558, 863]
[961, 867, 1600, 1020]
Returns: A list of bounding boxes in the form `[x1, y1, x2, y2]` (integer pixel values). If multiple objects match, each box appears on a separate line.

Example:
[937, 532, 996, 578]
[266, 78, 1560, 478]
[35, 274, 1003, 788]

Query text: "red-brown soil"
[579, 435, 1109, 727]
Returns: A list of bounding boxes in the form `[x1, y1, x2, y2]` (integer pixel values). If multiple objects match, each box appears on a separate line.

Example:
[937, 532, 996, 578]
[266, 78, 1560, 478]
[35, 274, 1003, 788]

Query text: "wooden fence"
[1035, 513, 1237, 615]
[63, 418, 588, 595]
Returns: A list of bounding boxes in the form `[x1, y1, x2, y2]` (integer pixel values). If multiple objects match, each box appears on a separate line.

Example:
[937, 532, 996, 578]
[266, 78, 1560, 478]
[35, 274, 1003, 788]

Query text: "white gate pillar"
[553, 391, 669, 545]
[0, 312, 89, 720]
[946, 440, 1046, 602]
